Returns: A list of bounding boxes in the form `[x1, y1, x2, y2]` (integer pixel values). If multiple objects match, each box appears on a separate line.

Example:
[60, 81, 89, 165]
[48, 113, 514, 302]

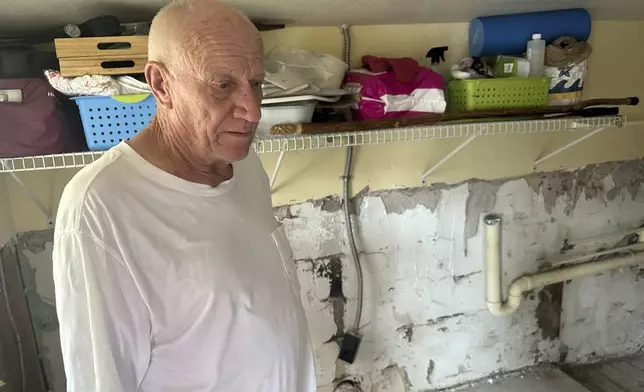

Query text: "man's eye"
[250, 80, 263, 89]
[217, 82, 230, 90]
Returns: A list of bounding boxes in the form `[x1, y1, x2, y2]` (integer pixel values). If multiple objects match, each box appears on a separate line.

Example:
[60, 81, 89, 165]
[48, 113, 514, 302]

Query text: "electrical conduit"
[340, 24, 364, 332]
[484, 214, 644, 316]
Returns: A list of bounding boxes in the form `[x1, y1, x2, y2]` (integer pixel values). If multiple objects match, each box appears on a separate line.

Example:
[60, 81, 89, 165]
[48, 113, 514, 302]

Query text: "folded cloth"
[44, 70, 121, 96]
[344, 66, 447, 121]
[44, 71, 152, 96]
[362, 56, 421, 83]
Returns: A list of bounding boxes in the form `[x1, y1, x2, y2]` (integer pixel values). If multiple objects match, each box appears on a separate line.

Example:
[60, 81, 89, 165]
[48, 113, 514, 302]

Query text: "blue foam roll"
[469, 8, 591, 57]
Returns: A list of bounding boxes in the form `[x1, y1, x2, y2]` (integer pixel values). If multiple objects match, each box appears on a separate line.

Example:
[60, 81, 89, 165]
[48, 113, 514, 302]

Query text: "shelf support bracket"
[270, 150, 287, 191]
[421, 133, 479, 184]
[0, 160, 54, 227]
[533, 127, 607, 170]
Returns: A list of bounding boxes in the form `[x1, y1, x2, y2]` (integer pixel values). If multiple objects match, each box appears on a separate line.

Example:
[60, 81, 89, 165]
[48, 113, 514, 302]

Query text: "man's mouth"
[220, 130, 254, 141]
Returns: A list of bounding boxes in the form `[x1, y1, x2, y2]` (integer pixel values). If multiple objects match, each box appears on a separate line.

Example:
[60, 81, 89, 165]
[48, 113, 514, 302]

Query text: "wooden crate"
[54, 36, 148, 77]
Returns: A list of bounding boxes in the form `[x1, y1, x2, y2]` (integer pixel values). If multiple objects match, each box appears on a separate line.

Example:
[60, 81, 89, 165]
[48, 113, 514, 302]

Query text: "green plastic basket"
[447, 77, 550, 113]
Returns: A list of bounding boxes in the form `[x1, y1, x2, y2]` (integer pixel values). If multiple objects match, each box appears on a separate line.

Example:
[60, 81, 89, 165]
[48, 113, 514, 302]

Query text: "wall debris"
[16, 230, 53, 254]
[318, 196, 343, 213]
[397, 323, 414, 343]
[527, 160, 644, 214]
[373, 365, 412, 392]
[426, 313, 467, 327]
[15, 229, 60, 391]
[316, 256, 346, 345]
[427, 359, 436, 385]
[535, 283, 564, 340]
[375, 187, 442, 215]
[464, 181, 501, 240]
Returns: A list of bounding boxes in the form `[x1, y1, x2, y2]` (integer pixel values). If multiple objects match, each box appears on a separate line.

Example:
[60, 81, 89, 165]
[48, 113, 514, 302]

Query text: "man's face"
[169, 31, 264, 163]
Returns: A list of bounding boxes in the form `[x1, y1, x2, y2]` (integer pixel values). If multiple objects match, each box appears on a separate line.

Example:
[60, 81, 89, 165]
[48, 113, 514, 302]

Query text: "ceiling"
[2, 0, 644, 35]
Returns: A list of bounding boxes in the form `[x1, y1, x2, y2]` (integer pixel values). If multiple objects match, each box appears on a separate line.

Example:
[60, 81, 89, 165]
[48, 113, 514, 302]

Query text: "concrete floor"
[455, 368, 589, 392]
[455, 356, 644, 392]
[565, 355, 644, 392]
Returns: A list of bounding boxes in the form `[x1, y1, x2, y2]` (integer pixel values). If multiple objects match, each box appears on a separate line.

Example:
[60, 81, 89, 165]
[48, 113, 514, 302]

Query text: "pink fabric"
[362, 56, 420, 83]
[344, 66, 446, 121]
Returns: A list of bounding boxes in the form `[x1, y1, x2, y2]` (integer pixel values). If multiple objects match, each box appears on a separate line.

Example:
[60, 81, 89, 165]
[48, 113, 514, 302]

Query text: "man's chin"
[216, 142, 252, 163]
[226, 147, 251, 162]
[214, 131, 255, 162]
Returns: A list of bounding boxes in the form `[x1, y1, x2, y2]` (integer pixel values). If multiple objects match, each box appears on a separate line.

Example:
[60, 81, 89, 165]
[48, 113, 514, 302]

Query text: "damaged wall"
[13, 160, 644, 391]
[14, 231, 64, 392]
[276, 159, 644, 391]
[0, 175, 12, 390]
[0, 179, 48, 391]
[0, 177, 14, 246]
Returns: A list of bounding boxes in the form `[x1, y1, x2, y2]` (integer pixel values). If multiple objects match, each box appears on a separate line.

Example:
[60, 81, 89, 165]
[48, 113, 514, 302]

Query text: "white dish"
[262, 94, 342, 104]
[257, 101, 317, 138]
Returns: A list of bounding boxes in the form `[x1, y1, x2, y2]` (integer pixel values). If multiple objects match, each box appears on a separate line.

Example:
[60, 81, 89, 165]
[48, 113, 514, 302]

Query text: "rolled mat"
[469, 8, 591, 57]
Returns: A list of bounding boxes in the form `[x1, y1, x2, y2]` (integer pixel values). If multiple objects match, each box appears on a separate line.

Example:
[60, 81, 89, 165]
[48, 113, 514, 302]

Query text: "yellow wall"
[261, 21, 644, 205]
[4, 20, 644, 232]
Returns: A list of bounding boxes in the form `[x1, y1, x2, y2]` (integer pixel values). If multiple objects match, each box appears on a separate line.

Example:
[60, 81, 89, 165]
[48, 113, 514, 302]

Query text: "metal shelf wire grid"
[254, 115, 624, 153]
[0, 115, 625, 173]
[1, 151, 106, 173]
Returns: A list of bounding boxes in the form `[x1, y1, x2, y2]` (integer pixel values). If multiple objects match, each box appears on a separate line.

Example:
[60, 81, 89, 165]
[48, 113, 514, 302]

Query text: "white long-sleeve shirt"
[52, 142, 316, 392]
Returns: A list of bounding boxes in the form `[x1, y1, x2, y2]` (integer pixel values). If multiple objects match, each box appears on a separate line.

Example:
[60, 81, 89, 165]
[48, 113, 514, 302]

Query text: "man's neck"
[127, 117, 233, 188]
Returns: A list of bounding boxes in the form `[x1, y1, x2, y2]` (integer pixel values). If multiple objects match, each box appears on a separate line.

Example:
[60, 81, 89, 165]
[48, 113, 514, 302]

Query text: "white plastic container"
[527, 33, 546, 77]
[257, 101, 317, 138]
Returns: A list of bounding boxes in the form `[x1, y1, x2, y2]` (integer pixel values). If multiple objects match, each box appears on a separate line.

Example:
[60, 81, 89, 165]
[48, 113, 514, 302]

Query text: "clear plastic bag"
[264, 45, 348, 91]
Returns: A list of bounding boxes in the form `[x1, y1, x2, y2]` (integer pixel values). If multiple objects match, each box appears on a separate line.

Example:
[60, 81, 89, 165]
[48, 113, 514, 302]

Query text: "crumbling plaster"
[277, 160, 644, 390]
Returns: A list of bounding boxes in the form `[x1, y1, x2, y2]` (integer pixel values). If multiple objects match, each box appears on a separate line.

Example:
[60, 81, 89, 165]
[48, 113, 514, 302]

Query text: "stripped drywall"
[281, 159, 644, 391]
[0, 240, 48, 392]
[15, 159, 644, 391]
[15, 230, 64, 392]
[0, 177, 14, 247]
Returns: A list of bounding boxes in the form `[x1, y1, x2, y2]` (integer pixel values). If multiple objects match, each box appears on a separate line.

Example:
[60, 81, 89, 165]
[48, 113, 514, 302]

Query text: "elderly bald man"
[52, 1, 316, 391]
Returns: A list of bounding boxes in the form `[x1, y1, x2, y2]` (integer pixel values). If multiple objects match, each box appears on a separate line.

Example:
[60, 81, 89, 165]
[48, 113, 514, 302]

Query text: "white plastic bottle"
[527, 33, 546, 77]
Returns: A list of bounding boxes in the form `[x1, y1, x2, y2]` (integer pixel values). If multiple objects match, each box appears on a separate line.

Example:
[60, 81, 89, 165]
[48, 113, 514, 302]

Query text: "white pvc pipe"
[483, 214, 644, 316]
[484, 214, 510, 315]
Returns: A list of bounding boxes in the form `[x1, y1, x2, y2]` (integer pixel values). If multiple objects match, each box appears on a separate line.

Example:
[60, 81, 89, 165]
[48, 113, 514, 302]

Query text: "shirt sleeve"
[53, 230, 151, 392]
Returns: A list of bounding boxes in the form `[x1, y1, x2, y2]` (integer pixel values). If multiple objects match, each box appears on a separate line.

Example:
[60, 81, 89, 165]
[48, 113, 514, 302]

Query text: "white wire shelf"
[254, 115, 625, 153]
[0, 115, 626, 173]
[0, 151, 106, 173]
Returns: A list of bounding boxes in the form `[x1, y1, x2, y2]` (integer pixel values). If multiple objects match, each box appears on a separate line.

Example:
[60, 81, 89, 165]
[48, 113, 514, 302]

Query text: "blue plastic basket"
[72, 94, 157, 151]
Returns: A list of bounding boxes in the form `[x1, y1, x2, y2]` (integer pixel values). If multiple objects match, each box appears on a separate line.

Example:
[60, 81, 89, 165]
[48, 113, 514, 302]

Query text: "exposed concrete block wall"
[278, 160, 644, 391]
[0, 178, 48, 391]
[17, 160, 644, 391]
[14, 231, 64, 392]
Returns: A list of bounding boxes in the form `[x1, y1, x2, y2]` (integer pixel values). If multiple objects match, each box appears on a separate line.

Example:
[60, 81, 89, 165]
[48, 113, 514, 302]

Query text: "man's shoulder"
[56, 147, 129, 231]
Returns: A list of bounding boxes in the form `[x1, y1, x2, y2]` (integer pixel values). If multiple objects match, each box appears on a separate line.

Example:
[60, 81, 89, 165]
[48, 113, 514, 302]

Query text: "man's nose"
[234, 85, 261, 123]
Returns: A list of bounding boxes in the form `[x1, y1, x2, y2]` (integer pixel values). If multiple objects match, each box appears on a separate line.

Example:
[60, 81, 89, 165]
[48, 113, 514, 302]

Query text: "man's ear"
[145, 61, 173, 109]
